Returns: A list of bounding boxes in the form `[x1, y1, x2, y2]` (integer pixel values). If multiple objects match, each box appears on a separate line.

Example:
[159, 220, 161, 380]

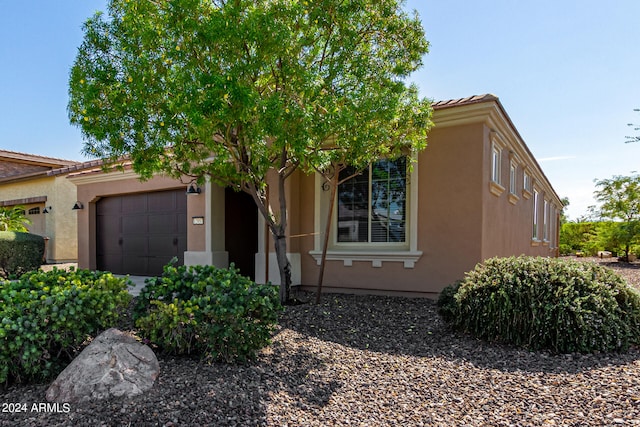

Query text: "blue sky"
[1, 1, 639, 220]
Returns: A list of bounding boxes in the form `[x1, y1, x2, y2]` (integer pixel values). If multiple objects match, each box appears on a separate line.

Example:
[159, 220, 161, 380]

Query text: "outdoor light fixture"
[43, 206, 52, 214]
[186, 183, 201, 195]
[72, 201, 84, 210]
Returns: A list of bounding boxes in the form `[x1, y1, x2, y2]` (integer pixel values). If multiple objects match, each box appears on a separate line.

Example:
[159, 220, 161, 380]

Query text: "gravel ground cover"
[2, 258, 640, 426]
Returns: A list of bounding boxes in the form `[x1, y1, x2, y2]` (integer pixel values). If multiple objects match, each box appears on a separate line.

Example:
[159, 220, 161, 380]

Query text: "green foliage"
[68, 0, 433, 303]
[0, 206, 31, 232]
[0, 268, 132, 384]
[593, 174, 640, 260]
[560, 221, 640, 257]
[134, 263, 282, 362]
[441, 256, 640, 354]
[559, 222, 599, 255]
[436, 281, 461, 323]
[0, 231, 45, 278]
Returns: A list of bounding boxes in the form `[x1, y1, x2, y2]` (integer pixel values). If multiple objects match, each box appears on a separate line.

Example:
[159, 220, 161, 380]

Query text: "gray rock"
[46, 328, 159, 403]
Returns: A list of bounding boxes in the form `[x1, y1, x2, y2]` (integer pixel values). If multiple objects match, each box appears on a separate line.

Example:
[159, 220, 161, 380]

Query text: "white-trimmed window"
[543, 199, 549, 242]
[489, 140, 505, 197]
[523, 170, 533, 199]
[310, 156, 422, 268]
[337, 157, 407, 244]
[491, 144, 502, 184]
[532, 189, 539, 241]
[509, 162, 517, 194]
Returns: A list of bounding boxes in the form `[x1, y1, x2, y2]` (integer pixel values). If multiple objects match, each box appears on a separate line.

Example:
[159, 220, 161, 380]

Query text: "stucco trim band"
[308, 250, 423, 268]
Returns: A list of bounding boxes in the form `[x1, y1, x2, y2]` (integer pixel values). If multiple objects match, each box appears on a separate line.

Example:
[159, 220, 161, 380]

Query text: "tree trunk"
[274, 160, 291, 304]
[274, 233, 291, 304]
[316, 171, 338, 304]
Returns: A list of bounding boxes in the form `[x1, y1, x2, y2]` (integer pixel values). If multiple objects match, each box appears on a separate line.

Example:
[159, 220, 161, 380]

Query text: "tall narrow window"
[509, 162, 517, 194]
[543, 200, 549, 241]
[337, 157, 407, 244]
[524, 172, 531, 192]
[491, 145, 502, 184]
[532, 190, 539, 240]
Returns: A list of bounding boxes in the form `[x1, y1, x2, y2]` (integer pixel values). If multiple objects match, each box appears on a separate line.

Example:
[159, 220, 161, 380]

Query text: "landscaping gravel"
[2, 258, 640, 426]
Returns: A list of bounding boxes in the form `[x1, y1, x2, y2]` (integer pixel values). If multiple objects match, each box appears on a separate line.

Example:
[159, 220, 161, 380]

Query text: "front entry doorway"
[224, 188, 258, 280]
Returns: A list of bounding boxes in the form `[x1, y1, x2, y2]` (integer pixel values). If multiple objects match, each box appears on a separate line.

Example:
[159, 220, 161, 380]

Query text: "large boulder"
[46, 328, 159, 403]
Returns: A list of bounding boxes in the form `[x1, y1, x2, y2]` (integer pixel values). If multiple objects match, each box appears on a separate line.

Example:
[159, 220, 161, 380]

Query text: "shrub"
[440, 256, 640, 354]
[0, 268, 132, 384]
[436, 281, 461, 323]
[0, 231, 44, 278]
[134, 262, 282, 362]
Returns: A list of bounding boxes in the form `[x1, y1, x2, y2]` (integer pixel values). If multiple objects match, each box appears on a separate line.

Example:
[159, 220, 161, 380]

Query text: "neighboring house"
[0, 150, 82, 263]
[68, 94, 563, 297]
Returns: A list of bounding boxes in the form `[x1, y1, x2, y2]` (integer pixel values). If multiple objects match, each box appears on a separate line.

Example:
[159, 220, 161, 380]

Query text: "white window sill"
[309, 250, 423, 268]
[489, 181, 505, 197]
[531, 239, 541, 246]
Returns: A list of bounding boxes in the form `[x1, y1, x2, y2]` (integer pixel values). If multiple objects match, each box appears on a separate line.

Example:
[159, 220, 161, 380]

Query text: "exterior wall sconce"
[186, 183, 201, 195]
[72, 201, 84, 210]
[43, 206, 52, 214]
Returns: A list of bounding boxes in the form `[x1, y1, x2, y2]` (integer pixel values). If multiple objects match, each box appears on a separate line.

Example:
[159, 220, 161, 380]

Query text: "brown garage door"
[96, 189, 187, 276]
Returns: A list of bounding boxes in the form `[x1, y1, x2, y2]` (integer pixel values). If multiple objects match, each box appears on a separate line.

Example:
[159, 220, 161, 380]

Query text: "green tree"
[0, 206, 31, 232]
[593, 174, 640, 261]
[68, 0, 432, 303]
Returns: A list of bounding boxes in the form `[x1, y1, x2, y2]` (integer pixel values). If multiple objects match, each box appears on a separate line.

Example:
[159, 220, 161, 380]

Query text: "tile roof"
[0, 149, 80, 166]
[432, 94, 499, 110]
[47, 159, 106, 176]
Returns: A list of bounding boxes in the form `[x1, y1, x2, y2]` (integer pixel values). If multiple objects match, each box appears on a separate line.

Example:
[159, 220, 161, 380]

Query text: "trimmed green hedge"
[0, 231, 44, 278]
[134, 263, 282, 362]
[438, 256, 640, 353]
[0, 268, 132, 384]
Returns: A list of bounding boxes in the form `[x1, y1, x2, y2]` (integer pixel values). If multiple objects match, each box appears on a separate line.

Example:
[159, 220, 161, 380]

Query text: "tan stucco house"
[64, 94, 563, 297]
[0, 150, 86, 263]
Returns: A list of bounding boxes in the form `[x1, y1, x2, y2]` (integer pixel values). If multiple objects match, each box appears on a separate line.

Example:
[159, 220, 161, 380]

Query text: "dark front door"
[225, 188, 258, 280]
[96, 190, 187, 276]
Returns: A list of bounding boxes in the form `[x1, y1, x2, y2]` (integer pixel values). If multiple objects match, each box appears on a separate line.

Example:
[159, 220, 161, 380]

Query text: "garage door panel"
[147, 191, 179, 212]
[148, 213, 177, 233]
[97, 254, 122, 273]
[148, 236, 178, 256]
[177, 213, 187, 234]
[123, 256, 148, 276]
[122, 195, 147, 214]
[123, 235, 148, 254]
[97, 197, 122, 214]
[122, 215, 149, 235]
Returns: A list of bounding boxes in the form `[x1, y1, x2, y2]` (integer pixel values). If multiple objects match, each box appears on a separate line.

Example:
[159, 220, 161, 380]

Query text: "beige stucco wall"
[480, 125, 561, 260]
[0, 175, 78, 262]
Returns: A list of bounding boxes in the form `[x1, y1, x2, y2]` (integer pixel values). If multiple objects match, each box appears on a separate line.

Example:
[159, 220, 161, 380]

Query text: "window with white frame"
[491, 144, 502, 184]
[336, 157, 407, 244]
[532, 189, 539, 240]
[509, 161, 517, 194]
[543, 199, 549, 241]
[523, 171, 531, 191]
